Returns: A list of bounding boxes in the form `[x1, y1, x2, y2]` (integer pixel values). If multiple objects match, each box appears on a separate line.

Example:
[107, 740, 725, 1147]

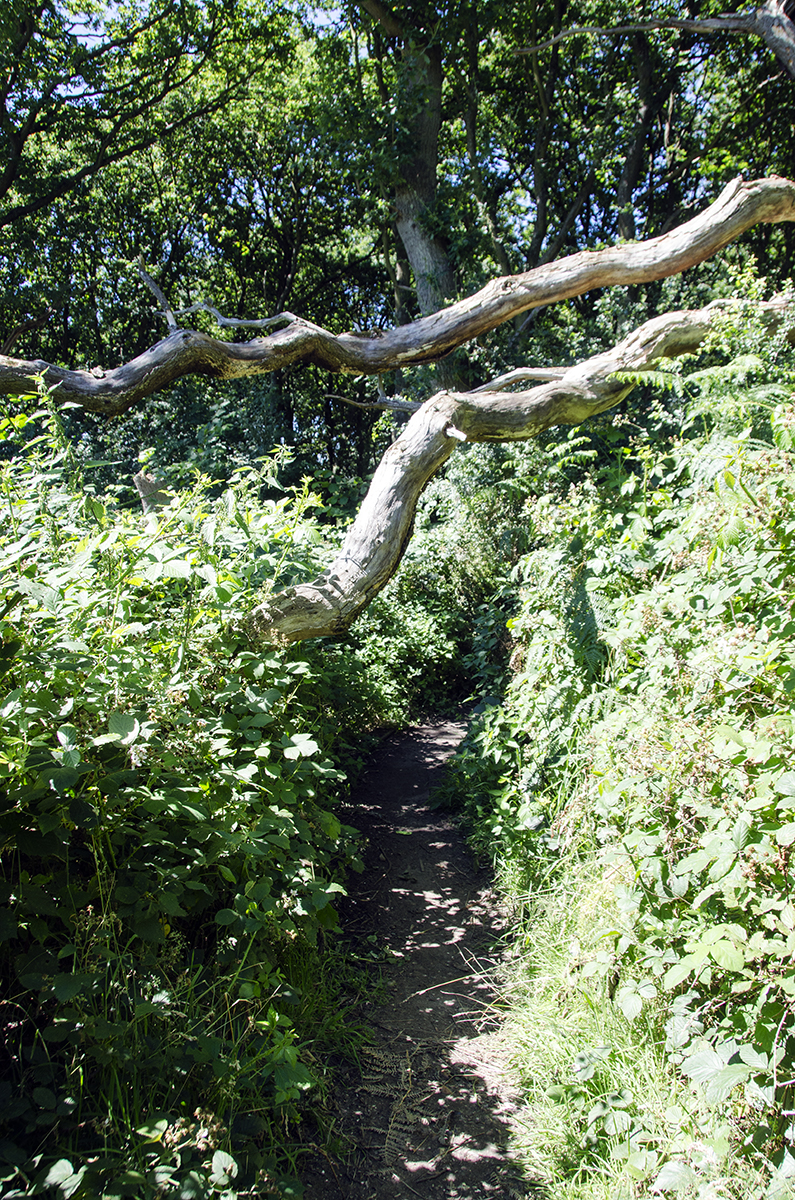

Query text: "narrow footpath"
[302, 720, 530, 1200]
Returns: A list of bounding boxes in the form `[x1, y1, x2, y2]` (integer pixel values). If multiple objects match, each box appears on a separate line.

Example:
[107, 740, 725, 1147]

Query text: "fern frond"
[610, 370, 684, 393]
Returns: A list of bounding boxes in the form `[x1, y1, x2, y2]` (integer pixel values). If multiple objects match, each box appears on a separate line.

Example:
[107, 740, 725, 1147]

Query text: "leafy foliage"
[0, 380, 463, 1197]
[443, 308, 795, 1195]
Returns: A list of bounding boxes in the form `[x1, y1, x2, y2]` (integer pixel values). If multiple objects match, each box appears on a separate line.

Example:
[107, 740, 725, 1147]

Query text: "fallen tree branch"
[1, 175, 794, 414]
[246, 296, 794, 643]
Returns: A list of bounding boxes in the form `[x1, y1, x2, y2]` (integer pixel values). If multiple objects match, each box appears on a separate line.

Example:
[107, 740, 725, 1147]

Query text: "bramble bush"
[0, 380, 466, 1197]
[443, 302, 795, 1196]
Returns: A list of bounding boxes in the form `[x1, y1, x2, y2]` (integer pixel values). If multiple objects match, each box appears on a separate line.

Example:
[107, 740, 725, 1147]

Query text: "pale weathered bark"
[246, 296, 794, 643]
[2, 176, 794, 415]
[4, 176, 795, 644]
[516, 2, 795, 79]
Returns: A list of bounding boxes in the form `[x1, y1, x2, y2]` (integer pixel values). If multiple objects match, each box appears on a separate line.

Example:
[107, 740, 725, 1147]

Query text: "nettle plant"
[446, 309, 795, 1191]
[0, 382, 364, 1197]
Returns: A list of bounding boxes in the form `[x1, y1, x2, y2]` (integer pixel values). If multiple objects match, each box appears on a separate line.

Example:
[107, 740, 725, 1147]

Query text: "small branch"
[516, 18, 752, 56]
[1, 307, 54, 355]
[137, 263, 178, 331]
[515, 3, 795, 78]
[473, 366, 567, 392]
[326, 392, 421, 413]
[171, 301, 300, 331]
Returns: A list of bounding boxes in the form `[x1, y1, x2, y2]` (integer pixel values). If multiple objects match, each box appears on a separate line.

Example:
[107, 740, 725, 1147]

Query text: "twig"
[395, 1178, 425, 1197]
[403, 974, 475, 1001]
[326, 391, 421, 413]
[137, 261, 178, 331]
[171, 300, 300, 330]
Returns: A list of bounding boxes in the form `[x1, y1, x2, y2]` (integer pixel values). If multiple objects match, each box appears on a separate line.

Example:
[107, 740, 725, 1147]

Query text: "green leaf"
[52, 973, 94, 1002]
[114, 1171, 148, 1194]
[704, 1063, 751, 1104]
[41, 1159, 74, 1186]
[175, 1169, 207, 1198]
[652, 1160, 697, 1192]
[130, 913, 164, 943]
[57, 724, 79, 751]
[282, 733, 319, 759]
[135, 1115, 169, 1141]
[616, 987, 643, 1021]
[69, 797, 99, 829]
[710, 940, 745, 971]
[210, 1150, 238, 1185]
[680, 1047, 725, 1085]
[733, 817, 752, 850]
[663, 948, 710, 989]
[162, 558, 192, 579]
[108, 711, 140, 745]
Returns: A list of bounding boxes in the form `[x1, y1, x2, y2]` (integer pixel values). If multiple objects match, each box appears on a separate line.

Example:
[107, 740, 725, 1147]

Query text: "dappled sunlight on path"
[301, 721, 532, 1200]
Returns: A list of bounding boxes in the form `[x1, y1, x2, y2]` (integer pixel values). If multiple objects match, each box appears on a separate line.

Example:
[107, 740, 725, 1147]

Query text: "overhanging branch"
[1, 175, 794, 414]
[246, 296, 794, 644]
[515, 2, 795, 78]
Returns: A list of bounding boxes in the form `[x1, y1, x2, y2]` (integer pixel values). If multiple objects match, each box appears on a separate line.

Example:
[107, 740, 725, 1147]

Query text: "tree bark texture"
[2, 176, 794, 415]
[245, 295, 793, 643]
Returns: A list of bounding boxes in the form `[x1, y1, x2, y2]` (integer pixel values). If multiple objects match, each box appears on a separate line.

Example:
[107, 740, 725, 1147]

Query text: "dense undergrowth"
[442, 303, 795, 1197]
[6, 293, 795, 1200]
[0, 384, 473, 1199]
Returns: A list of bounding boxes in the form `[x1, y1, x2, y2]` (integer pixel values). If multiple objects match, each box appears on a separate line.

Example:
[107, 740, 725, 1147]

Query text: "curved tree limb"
[515, 2, 795, 78]
[246, 296, 794, 644]
[1, 176, 794, 414]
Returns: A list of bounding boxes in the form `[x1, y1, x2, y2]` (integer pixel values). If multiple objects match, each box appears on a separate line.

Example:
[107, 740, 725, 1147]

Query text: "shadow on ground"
[301, 720, 535, 1200]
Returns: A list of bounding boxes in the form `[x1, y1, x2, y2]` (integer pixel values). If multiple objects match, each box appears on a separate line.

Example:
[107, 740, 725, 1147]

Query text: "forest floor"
[299, 718, 534, 1200]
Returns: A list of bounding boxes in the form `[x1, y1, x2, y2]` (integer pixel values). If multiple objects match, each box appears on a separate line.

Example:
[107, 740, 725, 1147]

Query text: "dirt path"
[301, 719, 529, 1200]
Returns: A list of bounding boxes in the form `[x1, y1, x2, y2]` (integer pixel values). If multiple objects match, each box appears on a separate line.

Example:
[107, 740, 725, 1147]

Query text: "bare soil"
[300, 719, 531, 1200]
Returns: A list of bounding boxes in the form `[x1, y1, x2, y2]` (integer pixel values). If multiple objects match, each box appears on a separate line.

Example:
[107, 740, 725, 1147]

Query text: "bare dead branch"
[137, 264, 178, 332]
[1, 176, 794, 415]
[473, 366, 567, 392]
[327, 393, 422, 413]
[172, 302, 300, 330]
[246, 296, 794, 644]
[515, 2, 795, 78]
